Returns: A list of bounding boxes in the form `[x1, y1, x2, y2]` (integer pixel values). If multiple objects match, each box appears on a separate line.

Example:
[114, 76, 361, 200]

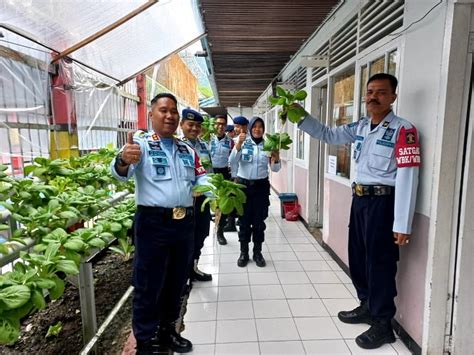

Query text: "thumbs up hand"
[121, 131, 141, 165]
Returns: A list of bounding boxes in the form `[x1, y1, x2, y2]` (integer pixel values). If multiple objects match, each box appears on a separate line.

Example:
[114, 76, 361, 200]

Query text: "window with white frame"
[327, 68, 355, 178]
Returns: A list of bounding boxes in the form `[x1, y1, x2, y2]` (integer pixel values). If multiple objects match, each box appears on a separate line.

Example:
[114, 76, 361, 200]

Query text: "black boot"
[355, 319, 395, 349]
[216, 228, 227, 245]
[135, 340, 156, 355]
[223, 217, 237, 232]
[338, 302, 372, 324]
[159, 323, 193, 353]
[252, 242, 266, 267]
[190, 259, 212, 282]
[237, 242, 249, 267]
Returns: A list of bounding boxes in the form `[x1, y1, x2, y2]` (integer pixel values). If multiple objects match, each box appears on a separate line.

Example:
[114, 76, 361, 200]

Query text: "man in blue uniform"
[111, 93, 209, 354]
[230, 117, 281, 267]
[297, 73, 420, 349]
[180, 108, 213, 282]
[210, 114, 234, 244]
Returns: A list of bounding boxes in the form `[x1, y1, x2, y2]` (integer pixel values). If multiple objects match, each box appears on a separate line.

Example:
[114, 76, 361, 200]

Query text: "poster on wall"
[328, 155, 337, 175]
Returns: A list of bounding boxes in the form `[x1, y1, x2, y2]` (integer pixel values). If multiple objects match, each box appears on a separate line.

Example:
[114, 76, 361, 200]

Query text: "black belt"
[237, 177, 268, 186]
[137, 205, 193, 219]
[351, 183, 393, 197]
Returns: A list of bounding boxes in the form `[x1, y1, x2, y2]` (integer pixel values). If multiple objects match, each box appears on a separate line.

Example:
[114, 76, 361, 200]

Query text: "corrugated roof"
[199, 0, 341, 107]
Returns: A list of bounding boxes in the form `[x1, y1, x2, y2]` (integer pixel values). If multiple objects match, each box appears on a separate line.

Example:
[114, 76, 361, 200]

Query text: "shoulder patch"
[395, 126, 421, 167]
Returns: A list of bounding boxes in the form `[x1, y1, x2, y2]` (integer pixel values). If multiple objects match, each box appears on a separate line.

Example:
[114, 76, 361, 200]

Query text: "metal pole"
[78, 261, 97, 350]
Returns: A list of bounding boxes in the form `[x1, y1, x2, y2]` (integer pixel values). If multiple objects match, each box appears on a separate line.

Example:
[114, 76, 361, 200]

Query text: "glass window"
[328, 69, 355, 178]
[388, 50, 397, 75]
[359, 65, 368, 118]
[370, 56, 385, 76]
[295, 99, 306, 160]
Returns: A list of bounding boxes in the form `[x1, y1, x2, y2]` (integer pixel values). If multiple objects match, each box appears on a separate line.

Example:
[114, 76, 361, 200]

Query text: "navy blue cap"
[233, 116, 249, 125]
[225, 124, 234, 132]
[182, 108, 203, 122]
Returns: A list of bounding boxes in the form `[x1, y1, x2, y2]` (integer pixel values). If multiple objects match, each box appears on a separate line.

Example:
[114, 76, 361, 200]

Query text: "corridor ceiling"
[199, 0, 341, 107]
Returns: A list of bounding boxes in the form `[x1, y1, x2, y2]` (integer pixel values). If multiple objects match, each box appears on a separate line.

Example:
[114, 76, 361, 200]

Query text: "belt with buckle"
[351, 183, 393, 197]
[137, 205, 193, 220]
[237, 177, 268, 186]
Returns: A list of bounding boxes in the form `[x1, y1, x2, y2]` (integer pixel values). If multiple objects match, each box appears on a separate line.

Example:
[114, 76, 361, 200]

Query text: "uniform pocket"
[151, 165, 172, 181]
[180, 166, 195, 181]
[368, 145, 393, 171]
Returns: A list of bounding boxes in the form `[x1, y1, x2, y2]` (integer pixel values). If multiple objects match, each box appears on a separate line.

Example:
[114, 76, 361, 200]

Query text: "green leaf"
[88, 238, 106, 248]
[294, 90, 308, 101]
[0, 285, 31, 309]
[59, 211, 77, 220]
[45, 321, 62, 338]
[64, 250, 82, 265]
[110, 222, 122, 233]
[64, 238, 86, 252]
[287, 109, 303, 124]
[0, 318, 20, 345]
[56, 260, 79, 275]
[193, 185, 213, 193]
[49, 276, 65, 300]
[0, 243, 8, 255]
[109, 246, 125, 256]
[276, 86, 287, 97]
[269, 96, 280, 105]
[36, 278, 56, 289]
[31, 289, 46, 310]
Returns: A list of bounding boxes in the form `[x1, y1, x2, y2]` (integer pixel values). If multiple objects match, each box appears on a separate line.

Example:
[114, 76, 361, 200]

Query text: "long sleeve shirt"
[298, 111, 420, 234]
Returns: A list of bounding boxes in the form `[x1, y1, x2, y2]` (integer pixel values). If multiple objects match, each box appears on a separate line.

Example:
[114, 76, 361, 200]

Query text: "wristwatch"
[116, 152, 129, 167]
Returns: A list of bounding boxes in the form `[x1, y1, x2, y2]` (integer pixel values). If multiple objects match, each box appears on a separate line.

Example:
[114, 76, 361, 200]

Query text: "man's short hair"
[214, 114, 227, 123]
[151, 93, 178, 106]
[367, 73, 398, 93]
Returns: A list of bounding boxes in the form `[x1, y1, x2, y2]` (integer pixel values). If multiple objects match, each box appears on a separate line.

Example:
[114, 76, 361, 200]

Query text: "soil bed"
[1, 251, 133, 355]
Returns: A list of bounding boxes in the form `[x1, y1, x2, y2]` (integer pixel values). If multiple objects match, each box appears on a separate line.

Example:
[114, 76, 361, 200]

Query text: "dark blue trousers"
[238, 178, 270, 251]
[348, 193, 399, 320]
[132, 207, 194, 342]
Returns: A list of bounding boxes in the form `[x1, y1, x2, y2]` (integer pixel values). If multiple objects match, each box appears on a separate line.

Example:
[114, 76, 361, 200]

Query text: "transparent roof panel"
[0, 0, 204, 83]
[0, 0, 146, 52]
[73, 0, 204, 83]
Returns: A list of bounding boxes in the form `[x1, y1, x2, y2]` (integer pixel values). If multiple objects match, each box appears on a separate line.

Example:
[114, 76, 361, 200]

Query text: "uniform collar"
[367, 111, 395, 132]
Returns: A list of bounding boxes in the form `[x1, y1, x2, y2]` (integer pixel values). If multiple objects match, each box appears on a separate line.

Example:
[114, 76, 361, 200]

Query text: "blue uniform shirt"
[210, 134, 234, 169]
[229, 136, 281, 180]
[110, 130, 208, 208]
[298, 111, 420, 234]
[181, 137, 213, 173]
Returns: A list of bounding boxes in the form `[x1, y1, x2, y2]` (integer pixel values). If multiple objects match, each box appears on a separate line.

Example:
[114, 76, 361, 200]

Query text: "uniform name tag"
[382, 128, 395, 141]
[152, 157, 169, 166]
[178, 153, 194, 167]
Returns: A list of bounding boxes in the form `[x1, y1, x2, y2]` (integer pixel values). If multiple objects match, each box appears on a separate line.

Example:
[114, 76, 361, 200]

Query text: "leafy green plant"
[193, 173, 246, 230]
[109, 238, 135, 262]
[200, 116, 216, 142]
[45, 321, 62, 338]
[263, 132, 293, 152]
[269, 86, 308, 124]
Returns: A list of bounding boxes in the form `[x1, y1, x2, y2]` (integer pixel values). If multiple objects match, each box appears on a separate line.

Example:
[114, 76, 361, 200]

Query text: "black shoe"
[252, 252, 266, 267]
[237, 252, 249, 267]
[191, 268, 212, 282]
[159, 325, 193, 353]
[338, 303, 372, 324]
[136, 341, 155, 355]
[217, 230, 227, 245]
[355, 319, 396, 349]
[223, 220, 237, 232]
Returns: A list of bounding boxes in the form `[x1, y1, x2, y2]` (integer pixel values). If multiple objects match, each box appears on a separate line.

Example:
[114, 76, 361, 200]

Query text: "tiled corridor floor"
[182, 194, 411, 355]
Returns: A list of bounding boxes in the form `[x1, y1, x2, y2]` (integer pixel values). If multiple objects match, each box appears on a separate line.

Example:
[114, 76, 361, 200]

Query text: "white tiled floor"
[183, 194, 411, 354]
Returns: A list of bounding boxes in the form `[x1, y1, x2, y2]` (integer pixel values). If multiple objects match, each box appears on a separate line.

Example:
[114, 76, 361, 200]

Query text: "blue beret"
[225, 124, 234, 132]
[182, 108, 203, 122]
[233, 116, 249, 125]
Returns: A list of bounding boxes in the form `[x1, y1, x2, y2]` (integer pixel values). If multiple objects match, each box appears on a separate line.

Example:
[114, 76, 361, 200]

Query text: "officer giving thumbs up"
[111, 93, 209, 354]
